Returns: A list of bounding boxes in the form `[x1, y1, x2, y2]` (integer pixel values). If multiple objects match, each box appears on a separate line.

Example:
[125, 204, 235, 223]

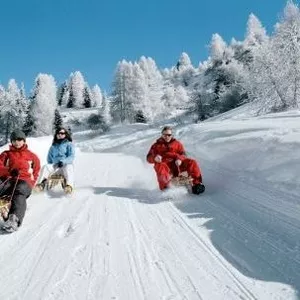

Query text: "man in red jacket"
[0, 129, 40, 232]
[147, 126, 205, 194]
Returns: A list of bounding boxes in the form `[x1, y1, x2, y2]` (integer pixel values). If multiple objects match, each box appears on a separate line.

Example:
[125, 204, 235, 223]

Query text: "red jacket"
[147, 137, 187, 164]
[0, 144, 41, 188]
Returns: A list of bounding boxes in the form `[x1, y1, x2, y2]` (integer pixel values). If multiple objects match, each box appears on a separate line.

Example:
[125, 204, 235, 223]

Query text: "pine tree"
[199, 33, 246, 115]
[67, 85, 75, 108]
[92, 84, 103, 107]
[246, 1, 300, 113]
[0, 80, 29, 141]
[83, 86, 92, 108]
[23, 108, 35, 136]
[138, 56, 164, 121]
[102, 93, 112, 125]
[232, 14, 268, 68]
[111, 60, 135, 123]
[53, 109, 63, 130]
[67, 71, 85, 108]
[57, 81, 68, 106]
[29, 74, 57, 136]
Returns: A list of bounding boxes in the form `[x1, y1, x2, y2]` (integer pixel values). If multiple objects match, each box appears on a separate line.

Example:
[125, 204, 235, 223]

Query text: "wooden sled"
[46, 174, 66, 190]
[170, 172, 193, 192]
[0, 195, 11, 220]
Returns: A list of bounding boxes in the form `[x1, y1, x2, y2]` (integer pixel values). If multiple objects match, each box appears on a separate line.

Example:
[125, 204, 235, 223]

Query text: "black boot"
[192, 183, 205, 195]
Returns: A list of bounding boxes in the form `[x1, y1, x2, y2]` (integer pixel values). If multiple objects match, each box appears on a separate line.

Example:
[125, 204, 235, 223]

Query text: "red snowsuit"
[147, 137, 202, 190]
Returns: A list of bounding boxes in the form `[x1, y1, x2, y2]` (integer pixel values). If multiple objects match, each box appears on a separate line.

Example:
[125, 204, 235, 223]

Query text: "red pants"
[154, 158, 202, 190]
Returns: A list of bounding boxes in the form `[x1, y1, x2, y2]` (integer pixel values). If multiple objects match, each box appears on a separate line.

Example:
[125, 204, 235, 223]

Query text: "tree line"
[1, 1, 299, 141]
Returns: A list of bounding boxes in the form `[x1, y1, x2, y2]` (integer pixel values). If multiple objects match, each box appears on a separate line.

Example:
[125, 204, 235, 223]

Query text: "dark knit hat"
[10, 129, 26, 142]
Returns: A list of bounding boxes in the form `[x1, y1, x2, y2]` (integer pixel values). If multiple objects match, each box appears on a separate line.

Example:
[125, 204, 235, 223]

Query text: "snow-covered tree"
[174, 86, 190, 109]
[130, 62, 148, 122]
[0, 80, 28, 141]
[83, 85, 92, 108]
[53, 108, 63, 130]
[176, 52, 192, 71]
[57, 81, 69, 106]
[67, 71, 85, 108]
[102, 93, 112, 125]
[138, 56, 164, 121]
[162, 84, 175, 109]
[272, 1, 300, 109]
[210, 34, 229, 62]
[246, 1, 300, 113]
[171, 52, 197, 89]
[111, 60, 136, 123]
[91, 84, 103, 107]
[201, 34, 245, 114]
[245, 14, 268, 49]
[27, 74, 57, 136]
[232, 14, 268, 68]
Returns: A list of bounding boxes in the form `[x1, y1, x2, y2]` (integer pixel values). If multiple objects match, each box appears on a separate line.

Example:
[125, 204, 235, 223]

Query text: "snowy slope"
[0, 112, 299, 300]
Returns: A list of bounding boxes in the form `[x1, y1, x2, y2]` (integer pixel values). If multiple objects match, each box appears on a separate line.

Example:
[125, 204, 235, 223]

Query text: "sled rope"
[10, 175, 20, 201]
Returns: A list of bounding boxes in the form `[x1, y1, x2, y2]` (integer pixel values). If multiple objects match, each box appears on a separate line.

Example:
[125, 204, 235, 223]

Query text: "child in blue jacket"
[35, 127, 75, 193]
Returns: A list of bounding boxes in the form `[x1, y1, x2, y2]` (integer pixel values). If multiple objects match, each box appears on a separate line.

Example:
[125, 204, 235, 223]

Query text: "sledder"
[147, 126, 205, 195]
[0, 130, 40, 232]
[34, 127, 75, 194]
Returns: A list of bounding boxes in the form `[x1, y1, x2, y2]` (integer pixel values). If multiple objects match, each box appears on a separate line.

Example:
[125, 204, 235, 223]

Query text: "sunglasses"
[163, 133, 172, 137]
[57, 132, 66, 135]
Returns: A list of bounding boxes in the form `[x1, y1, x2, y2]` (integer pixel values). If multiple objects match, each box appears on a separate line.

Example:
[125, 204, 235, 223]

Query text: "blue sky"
[0, 0, 287, 93]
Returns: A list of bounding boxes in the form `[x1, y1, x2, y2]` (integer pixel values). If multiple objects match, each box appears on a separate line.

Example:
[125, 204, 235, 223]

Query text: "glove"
[154, 155, 162, 163]
[57, 161, 64, 168]
[175, 159, 182, 166]
[10, 168, 19, 177]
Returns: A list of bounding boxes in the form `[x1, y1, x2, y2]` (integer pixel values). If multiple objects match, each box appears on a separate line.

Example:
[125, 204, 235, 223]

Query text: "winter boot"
[2, 214, 19, 232]
[192, 183, 205, 195]
[34, 179, 47, 192]
[64, 185, 73, 194]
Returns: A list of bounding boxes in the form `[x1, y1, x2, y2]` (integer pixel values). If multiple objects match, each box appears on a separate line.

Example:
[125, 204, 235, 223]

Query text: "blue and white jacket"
[47, 140, 75, 165]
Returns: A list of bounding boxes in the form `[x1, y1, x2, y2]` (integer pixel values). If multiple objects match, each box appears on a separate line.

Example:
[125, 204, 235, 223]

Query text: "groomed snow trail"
[0, 134, 298, 299]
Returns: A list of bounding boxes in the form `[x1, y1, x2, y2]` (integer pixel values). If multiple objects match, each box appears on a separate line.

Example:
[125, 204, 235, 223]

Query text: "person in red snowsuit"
[147, 126, 205, 194]
[0, 129, 40, 232]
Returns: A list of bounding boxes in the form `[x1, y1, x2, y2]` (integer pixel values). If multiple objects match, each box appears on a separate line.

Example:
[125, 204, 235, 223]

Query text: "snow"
[0, 111, 300, 299]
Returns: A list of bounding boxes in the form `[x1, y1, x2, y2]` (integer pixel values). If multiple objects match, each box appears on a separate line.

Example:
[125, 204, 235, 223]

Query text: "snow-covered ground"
[0, 110, 299, 300]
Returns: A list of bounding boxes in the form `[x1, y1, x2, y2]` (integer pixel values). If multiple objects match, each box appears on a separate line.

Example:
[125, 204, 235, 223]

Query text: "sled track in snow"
[165, 202, 258, 300]
[196, 155, 300, 292]
[127, 200, 204, 300]
[42, 193, 100, 300]
[207, 187, 300, 288]
[0, 192, 94, 299]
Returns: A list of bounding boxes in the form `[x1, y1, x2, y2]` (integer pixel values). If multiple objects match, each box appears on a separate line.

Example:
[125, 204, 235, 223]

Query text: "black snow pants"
[0, 177, 32, 225]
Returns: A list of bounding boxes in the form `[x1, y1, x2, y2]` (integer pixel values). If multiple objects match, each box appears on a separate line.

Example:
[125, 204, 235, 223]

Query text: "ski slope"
[0, 112, 299, 300]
